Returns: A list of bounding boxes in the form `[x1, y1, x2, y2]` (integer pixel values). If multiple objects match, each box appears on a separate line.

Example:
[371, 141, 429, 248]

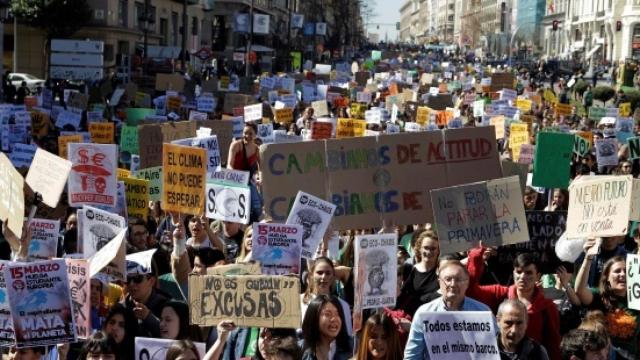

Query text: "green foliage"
[11, 0, 91, 39]
[621, 87, 640, 113]
[592, 86, 615, 104]
[573, 79, 588, 96]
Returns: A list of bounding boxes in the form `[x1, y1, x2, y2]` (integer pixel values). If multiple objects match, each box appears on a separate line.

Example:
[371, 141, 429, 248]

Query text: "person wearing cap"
[122, 253, 169, 338]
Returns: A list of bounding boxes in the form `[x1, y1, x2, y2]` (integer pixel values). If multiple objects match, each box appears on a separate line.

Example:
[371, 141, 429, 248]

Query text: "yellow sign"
[162, 143, 207, 215]
[543, 89, 557, 104]
[117, 168, 131, 179]
[167, 96, 182, 113]
[555, 103, 572, 116]
[515, 98, 532, 112]
[274, 108, 294, 124]
[350, 103, 367, 119]
[336, 118, 366, 138]
[416, 106, 431, 125]
[489, 116, 505, 139]
[58, 134, 83, 159]
[89, 122, 115, 144]
[620, 102, 631, 117]
[120, 176, 149, 219]
[509, 123, 529, 161]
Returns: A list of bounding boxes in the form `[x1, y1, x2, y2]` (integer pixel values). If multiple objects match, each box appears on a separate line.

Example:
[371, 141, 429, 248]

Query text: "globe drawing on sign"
[215, 188, 239, 217]
[365, 249, 390, 296]
[16, 290, 48, 313]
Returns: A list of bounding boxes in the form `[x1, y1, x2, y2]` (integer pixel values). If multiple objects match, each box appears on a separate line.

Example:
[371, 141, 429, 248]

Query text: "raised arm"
[574, 239, 599, 306]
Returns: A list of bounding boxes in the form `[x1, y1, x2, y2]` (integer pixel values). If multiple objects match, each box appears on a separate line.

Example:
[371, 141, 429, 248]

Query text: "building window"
[118, 0, 128, 27]
[134, 2, 143, 29]
[160, 18, 168, 46]
[192, 16, 198, 36]
[171, 12, 178, 46]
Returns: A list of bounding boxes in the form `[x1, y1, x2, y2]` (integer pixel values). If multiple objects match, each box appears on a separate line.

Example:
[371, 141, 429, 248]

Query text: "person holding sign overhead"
[575, 241, 638, 360]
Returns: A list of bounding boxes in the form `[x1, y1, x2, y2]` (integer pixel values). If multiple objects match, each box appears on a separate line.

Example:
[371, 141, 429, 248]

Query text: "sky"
[365, 1, 400, 42]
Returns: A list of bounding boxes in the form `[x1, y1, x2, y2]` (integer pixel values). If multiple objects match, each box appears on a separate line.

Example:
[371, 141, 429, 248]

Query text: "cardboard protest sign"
[135, 338, 206, 360]
[81, 205, 126, 257]
[555, 103, 572, 116]
[244, 103, 263, 122]
[125, 108, 156, 125]
[120, 177, 149, 219]
[206, 262, 262, 276]
[205, 181, 250, 224]
[117, 168, 131, 179]
[532, 132, 573, 189]
[311, 122, 333, 140]
[188, 274, 301, 328]
[27, 219, 60, 260]
[30, 111, 50, 138]
[274, 108, 294, 124]
[286, 191, 336, 259]
[620, 102, 632, 117]
[311, 100, 329, 117]
[262, 128, 502, 230]
[133, 166, 163, 202]
[0, 262, 14, 346]
[431, 176, 528, 253]
[336, 118, 366, 138]
[490, 72, 515, 91]
[58, 134, 83, 159]
[9, 143, 37, 168]
[155, 73, 185, 91]
[68, 143, 117, 208]
[354, 233, 397, 309]
[0, 153, 25, 237]
[120, 125, 139, 155]
[567, 175, 633, 237]
[417, 311, 499, 359]
[574, 131, 592, 157]
[628, 254, 640, 310]
[515, 98, 532, 112]
[172, 135, 222, 174]
[257, 123, 274, 143]
[252, 223, 302, 274]
[595, 138, 619, 167]
[496, 211, 567, 276]
[489, 116, 505, 139]
[162, 144, 207, 215]
[223, 94, 253, 115]
[416, 106, 430, 125]
[89, 122, 114, 144]
[589, 107, 606, 121]
[65, 258, 91, 339]
[88, 228, 127, 281]
[211, 168, 250, 185]
[629, 136, 640, 161]
[138, 121, 198, 168]
[509, 123, 529, 161]
[4, 259, 76, 347]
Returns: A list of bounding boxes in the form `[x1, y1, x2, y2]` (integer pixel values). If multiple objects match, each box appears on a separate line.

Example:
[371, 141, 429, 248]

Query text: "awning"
[586, 45, 601, 58]
[234, 45, 275, 52]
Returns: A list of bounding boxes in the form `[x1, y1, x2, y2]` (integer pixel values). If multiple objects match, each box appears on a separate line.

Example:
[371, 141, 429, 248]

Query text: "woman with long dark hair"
[102, 304, 138, 360]
[354, 311, 402, 360]
[301, 294, 352, 360]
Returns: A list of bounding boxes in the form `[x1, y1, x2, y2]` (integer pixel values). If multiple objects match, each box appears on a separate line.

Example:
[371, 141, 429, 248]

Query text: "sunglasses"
[126, 275, 149, 284]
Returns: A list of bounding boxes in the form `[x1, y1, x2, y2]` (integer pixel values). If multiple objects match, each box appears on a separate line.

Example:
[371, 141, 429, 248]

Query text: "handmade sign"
[595, 138, 619, 167]
[336, 118, 366, 138]
[261, 128, 502, 230]
[172, 135, 222, 174]
[162, 144, 207, 215]
[65, 258, 91, 339]
[188, 274, 301, 328]
[134, 338, 206, 360]
[58, 134, 83, 159]
[80, 205, 126, 257]
[133, 167, 163, 202]
[87, 228, 127, 281]
[431, 176, 528, 254]
[27, 219, 60, 260]
[89, 122, 114, 144]
[628, 254, 640, 310]
[354, 233, 397, 309]
[120, 125, 139, 155]
[567, 175, 633, 237]
[311, 122, 333, 140]
[0, 261, 13, 346]
[311, 100, 329, 117]
[417, 311, 499, 359]
[252, 223, 303, 275]
[574, 131, 592, 157]
[0, 153, 25, 237]
[286, 191, 336, 259]
[205, 181, 250, 224]
[120, 177, 149, 219]
[68, 143, 117, 208]
[629, 136, 640, 161]
[532, 132, 573, 189]
[4, 259, 76, 347]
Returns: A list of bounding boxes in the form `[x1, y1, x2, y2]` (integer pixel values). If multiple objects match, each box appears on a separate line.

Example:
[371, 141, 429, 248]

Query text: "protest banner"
[138, 121, 197, 168]
[120, 125, 139, 155]
[567, 175, 633, 237]
[286, 191, 336, 258]
[188, 274, 301, 328]
[274, 108, 294, 124]
[0, 153, 25, 237]
[509, 123, 528, 161]
[620, 102, 632, 117]
[205, 181, 250, 224]
[58, 134, 83, 159]
[628, 136, 640, 161]
[211, 168, 250, 186]
[206, 262, 262, 276]
[628, 254, 640, 310]
[574, 132, 592, 157]
[354, 233, 397, 309]
[515, 98, 532, 112]
[532, 132, 573, 189]
[261, 128, 502, 230]
[416, 106, 430, 125]
[555, 103, 572, 116]
[311, 121, 333, 140]
[490, 72, 515, 91]
[496, 211, 567, 277]
[68, 143, 117, 208]
[489, 116, 505, 139]
[27, 219, 60, 260]
[595, 138, 619, 167]
[88, 122, 114, 144]
[336, 118, 366, 138]
[162, 144, 207, 215]
[81, 205, 126, 257]
[88, 228, 127, 281]
[135, 337, 206, 360]
[473, 100, 485, 117]
[257, 123, 274, 143]
[431, 176, 528, 253]
[417, 311, 499, 359]
[311, 100, 329, 117]
[120, 177, 149, 219]
[31, 111, 50, 138]
[65, 258, 91, 339]
[134, 166, 163, 201]
[9, 143, 37, 168]
[26, 148, 72, 208]
[4, 259, 76, 347]
[172, 135, 221, 174]
[0, 262, 14, 346]
[252, 223, 302, 274]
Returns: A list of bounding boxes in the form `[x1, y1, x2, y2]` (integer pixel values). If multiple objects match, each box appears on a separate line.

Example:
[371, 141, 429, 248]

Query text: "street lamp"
[138, 0, 154, 75]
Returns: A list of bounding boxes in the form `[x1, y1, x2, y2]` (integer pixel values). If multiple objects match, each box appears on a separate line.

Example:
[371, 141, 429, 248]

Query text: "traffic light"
[617, 21, 622, 32]
[552, 20, 558, 31]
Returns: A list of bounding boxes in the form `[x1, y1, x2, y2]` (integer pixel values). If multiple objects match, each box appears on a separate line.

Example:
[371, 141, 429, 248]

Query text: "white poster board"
[286, 191, 336, 259]
[354, 233, 397, 309]
[252, 223, 302, 274]
[205, 181, 251, 224]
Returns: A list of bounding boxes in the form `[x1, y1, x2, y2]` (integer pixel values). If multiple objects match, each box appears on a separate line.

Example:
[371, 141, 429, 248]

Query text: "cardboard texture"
[188, 274, 301, 328]
[162, 144, 207, 215]
[25, 148, 72, 208]
[223, 93, 254, 114]
[138, 121, 197, 168]
[0, 153, 25, 237]
[155, 73, 185, 91]
[490, 72, 515, 91]
[261, 128, 502, 230]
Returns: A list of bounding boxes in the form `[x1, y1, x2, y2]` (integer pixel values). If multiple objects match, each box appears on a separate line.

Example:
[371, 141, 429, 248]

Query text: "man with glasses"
[404, 261, 494, 359]
[122, 253, 168, 337]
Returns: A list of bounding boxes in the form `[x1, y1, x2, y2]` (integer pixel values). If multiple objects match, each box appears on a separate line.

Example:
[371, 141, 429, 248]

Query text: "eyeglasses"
[126, 275, 149, 284]
[439, 276, 468, 285]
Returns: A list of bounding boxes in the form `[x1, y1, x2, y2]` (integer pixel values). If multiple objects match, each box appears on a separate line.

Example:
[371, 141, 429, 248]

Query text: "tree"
[12, 0, 92, 40]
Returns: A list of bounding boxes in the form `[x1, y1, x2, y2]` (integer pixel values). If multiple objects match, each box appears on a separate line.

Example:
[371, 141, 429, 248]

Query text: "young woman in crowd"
[301, 295, 352, 360]
[102, 304, 137, 360]
[354, 311, 403, 360]
[78, 331, 118, 360]
[166, 340, 201, 360]
[575, 246, 639, 359]
[159, 300, 197, 340]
